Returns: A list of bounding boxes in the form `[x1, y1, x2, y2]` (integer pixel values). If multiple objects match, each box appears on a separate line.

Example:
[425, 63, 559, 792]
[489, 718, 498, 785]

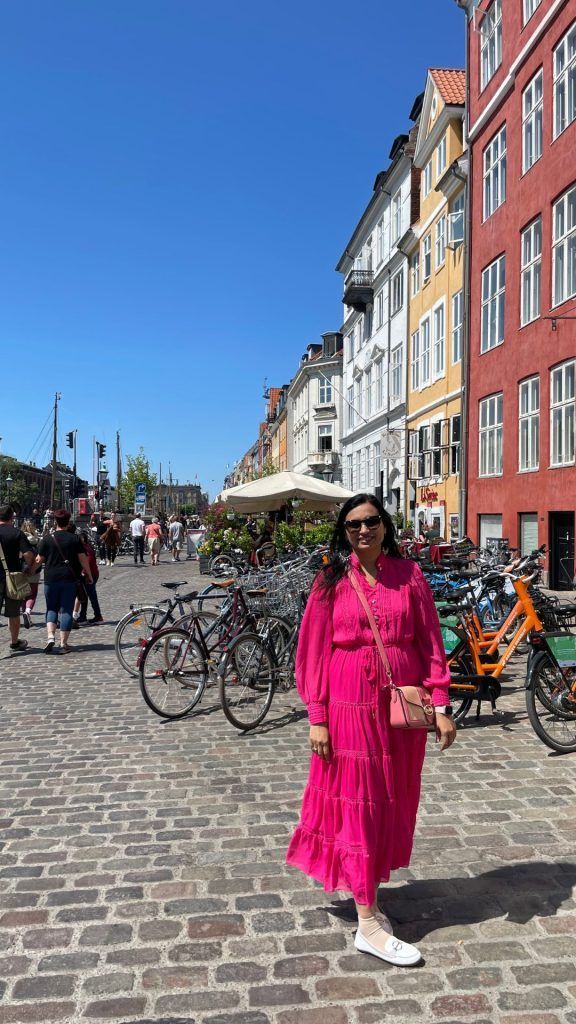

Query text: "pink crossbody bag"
[348, 571, 436, 731]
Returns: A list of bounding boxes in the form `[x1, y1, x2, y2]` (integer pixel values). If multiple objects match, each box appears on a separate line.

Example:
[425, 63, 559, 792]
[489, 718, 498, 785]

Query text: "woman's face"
[343, 501, 386, 558]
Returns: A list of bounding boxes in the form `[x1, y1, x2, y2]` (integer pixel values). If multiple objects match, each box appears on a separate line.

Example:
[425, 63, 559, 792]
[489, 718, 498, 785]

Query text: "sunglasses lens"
[345, 515, 382, 531]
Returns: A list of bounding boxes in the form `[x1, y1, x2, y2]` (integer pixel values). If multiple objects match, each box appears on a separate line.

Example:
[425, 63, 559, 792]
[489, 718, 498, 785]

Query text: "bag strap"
[347, 569, 394, 686]
[0, 541, 8, 574]
[51, 532, 79, 582]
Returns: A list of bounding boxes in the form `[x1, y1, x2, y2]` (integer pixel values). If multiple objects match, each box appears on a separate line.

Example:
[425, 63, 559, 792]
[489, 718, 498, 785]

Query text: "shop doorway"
[549, 512, 575, 590]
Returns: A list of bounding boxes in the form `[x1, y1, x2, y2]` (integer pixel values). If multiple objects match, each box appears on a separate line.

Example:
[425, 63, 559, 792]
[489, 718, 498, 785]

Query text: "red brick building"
[461, 0, 576, 586]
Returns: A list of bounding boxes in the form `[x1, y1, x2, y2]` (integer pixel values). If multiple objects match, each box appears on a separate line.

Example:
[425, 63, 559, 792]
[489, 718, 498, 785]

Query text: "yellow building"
[402, 69, 466, 541]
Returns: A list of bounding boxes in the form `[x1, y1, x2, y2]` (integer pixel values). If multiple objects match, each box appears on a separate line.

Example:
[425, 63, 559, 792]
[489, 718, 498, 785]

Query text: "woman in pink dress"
[286, 494, 456, 967]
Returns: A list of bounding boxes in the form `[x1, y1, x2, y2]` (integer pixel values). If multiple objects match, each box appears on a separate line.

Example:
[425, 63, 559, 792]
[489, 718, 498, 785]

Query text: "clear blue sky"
[0, 1, 465, 500]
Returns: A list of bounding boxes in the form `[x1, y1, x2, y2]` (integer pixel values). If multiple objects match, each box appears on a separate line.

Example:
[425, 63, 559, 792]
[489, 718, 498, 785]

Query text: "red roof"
[430, 69, 466, 107]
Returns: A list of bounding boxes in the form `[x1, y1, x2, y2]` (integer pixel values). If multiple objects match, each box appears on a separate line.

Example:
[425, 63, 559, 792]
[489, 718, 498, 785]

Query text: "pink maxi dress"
[286, 552, 450, 905]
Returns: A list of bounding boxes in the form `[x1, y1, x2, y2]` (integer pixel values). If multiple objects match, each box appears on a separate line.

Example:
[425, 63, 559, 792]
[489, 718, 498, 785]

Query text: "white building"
[335, 107, 422, 519]
[287, 332, 344, 482]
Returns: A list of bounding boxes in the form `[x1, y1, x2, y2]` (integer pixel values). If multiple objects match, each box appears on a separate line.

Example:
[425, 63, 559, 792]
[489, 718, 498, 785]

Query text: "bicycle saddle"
[246, 588, 268, 596]
[556, 603, 576, 616]
[162, 581, 188, 590]
[211, 579, 237, 589]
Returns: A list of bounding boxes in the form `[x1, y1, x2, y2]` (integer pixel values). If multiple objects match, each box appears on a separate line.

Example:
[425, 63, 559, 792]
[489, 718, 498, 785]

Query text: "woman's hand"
[309, 724, 330, 761]
[435, 713, 457, 751]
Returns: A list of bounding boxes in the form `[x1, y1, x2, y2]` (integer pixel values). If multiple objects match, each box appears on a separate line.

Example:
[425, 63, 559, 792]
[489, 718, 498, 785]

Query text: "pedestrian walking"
[92, 513, 108, 565]
[145, 517, 163, 566]
[129, 512, 146, 564]
[0, 505, 36, 654]
[101, 515, 121, 566]
[286, 494, 456, 967]
[169, 516, 184, 562]
[72, 531, 103, 625]
[36, 509, 94, 654]
[19, 519, 43, 628]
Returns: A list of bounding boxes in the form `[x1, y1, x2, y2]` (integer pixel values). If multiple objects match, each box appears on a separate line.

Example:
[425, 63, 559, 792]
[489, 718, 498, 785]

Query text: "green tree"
[0, 457, 41, 513]
[118, 449, 157, 512]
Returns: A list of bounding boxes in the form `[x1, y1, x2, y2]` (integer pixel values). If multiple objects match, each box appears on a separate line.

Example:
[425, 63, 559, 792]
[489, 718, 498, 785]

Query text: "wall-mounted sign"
[420, 487, 438, 502]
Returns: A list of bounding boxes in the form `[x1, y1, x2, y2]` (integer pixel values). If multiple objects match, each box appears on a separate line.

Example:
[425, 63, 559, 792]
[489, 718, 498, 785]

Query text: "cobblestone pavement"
[1, 556, 575, 1024]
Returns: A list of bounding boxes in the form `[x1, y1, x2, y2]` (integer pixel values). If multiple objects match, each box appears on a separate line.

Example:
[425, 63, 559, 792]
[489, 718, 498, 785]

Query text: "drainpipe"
[455, 8, 472, 540]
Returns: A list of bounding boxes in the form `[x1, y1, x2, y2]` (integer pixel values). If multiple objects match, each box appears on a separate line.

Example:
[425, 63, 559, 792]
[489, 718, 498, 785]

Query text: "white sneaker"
[354, 929, 421, 967]
[99, 559, 105, 565]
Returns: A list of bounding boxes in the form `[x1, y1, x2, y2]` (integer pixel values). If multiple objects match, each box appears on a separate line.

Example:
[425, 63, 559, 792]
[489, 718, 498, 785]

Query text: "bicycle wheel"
[139, 628, 207, 720]
[526, 652, 576, 753]
[210, 555, 241, 578]
[255, 614, 293, 662]
[448, 649, 475, 724]
[219, 632, 275, 731]
[115, 606, 172, 676]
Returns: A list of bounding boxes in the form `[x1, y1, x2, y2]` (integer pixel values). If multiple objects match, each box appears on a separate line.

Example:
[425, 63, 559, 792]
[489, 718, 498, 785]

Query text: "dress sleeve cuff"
[430, 688, 451, 707]
[308, 702, 328, 725]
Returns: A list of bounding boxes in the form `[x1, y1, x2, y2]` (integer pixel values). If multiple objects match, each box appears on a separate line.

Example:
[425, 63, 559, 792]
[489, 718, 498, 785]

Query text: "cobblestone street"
[1, 556, 575, 1024]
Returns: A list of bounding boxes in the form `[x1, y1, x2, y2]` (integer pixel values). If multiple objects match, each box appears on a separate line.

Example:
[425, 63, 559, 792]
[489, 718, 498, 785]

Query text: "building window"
[355, 451, 361, 489]
[522, 69, 543, 173]
[391, 270, 404, 315]
[481, 0, 502, 90]
[553, 184, 576, 306]
[375, 359, 383, 409]
[418, 425, 432, 480]
[433, 303, 445, 378]
[376, 217, 384, 266]
[423, 234, 432, 281]
[421, 317, 431, 387]
[431, 421, 443, 477]
[391, 346, 402, 403]
[449, 192, 465, 247]
[367, 444, 373, 487]
[436, 135, 447, 177]
[347, 331, 354, 362]
[411, 251, 420, 295]
[479, 393, 504, 477]
[422, 160, 432, 198]
[365, 367, 372, 417]
[481, 254, 506, 353]
[521, 217, 542, 326]
[554, 21, 576, 139]
[550, 360, 575, 466]
[411, 330, 420, 392]
[435, 214, 447, 268]
[363, 309, 373, 342]
[452, 289, 463, 364]
[355, 378, 362, 419]
[374, 441, 381, 485]
[375, 289, 384, 329]
[347, 385, 354, 430]
[392, 189, 402, 242]
[319, 375, 332, 404]
[523, 0, 541, 25]
[519, 376, 540, 471]
[318, 425, 333, 452]
[483, 125, 506, 219]
[450, 415, 461, 475]
[347, 453, 353, 489]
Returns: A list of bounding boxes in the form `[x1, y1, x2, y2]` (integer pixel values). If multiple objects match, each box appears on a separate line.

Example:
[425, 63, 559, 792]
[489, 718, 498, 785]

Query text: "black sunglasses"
[344, 514, 382, 532]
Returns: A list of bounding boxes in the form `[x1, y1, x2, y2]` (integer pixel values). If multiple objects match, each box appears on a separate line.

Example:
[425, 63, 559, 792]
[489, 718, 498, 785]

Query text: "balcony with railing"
[307, 450, 340, 470]
[343, 268, 374, 312]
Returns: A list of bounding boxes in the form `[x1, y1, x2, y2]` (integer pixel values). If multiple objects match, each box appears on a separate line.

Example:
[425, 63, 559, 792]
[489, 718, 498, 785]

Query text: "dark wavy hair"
[317, 493, 402, 591]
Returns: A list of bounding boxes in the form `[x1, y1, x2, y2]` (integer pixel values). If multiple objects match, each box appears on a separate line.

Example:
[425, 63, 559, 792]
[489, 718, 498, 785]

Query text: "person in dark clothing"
[0, 505, 36, 653]
[36, 509, 93, 654]
[73, 531, 103, 625]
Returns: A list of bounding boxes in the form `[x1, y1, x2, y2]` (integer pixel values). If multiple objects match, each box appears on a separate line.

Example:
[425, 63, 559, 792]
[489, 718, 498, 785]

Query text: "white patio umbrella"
[219, 471, 355, 513]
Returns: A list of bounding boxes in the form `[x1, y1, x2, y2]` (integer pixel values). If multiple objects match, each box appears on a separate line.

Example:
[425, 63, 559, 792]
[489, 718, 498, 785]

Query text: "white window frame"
[347, 330, 355, 362]
[355, 378, 362, 420]
[522, 69, 543, 173]
[449, 192, 465, 247]
[374, 441, 381, 486]
[423, 234, 432, 282]
[435, 214, 447, 269]
[420, 316, 431, 388]
[391, 346, 402, 404]
[479, 393, 504, 477]
[553, 183, 576, 307]
[433, 301, 445, 380]
[550, 360, 575, 467]
[422, 160, 432, 198]
[318, 424, 333, 452]
[411, 330, 420, 392]
[346, 453, 353, 489]
[483, 125, 507, 220]
[365, 366, 373, 417]
[554, 21, 576, 140]
[481, 254, 506, 353]
[519, 376, 540, 472]
[347, 385, 354, 430]
[452, 289, 463, 364]
[411, 251, 420, 295]
[376, 217, 384, 266]
[375, 289, 384, 329]
[319, 375, 333, 404]
[436, 135, 447, 178]
[481, 0, 502, 91]
[375, 359, 383, 410]
[521, 217, 542, 327]
[392, 189, 402, 242]
[391, 269, 404, 315]
[523, 0, 541, 26]
[450, 414, 461, 475]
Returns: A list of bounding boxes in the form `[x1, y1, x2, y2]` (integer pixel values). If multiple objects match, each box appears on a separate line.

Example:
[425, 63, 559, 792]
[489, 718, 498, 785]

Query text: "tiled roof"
[430, 68, 466, 107]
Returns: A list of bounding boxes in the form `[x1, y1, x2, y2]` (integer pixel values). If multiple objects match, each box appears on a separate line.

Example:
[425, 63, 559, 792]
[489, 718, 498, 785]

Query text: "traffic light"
[97, 442, 107, 459]
[66, 431, 74, 448]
